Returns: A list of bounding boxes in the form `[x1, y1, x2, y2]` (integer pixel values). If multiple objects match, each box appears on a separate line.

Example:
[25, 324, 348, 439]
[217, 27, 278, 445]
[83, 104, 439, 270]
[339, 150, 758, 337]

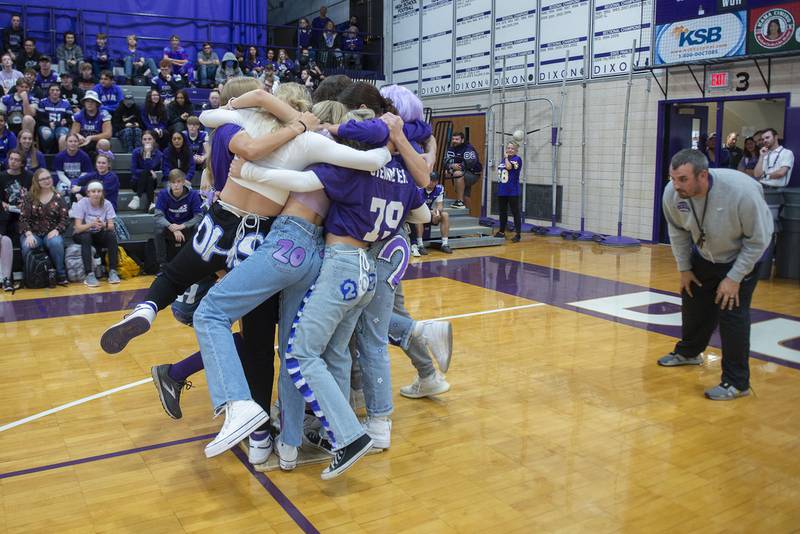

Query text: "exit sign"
[710, 71, 730, 89]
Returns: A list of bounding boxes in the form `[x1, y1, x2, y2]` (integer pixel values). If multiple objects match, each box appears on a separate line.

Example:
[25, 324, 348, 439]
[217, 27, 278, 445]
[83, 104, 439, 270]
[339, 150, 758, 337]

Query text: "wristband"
[297, 120, 307, 133]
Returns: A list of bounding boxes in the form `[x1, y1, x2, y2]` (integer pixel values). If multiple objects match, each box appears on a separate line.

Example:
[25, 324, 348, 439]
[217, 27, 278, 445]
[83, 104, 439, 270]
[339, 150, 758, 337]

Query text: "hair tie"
[297, 120, 307, 133]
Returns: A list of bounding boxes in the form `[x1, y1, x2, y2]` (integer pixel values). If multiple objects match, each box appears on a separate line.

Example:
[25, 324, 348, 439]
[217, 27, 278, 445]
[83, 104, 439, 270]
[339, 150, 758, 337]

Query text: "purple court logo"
[676, 201, 690, 212]
[754, 9, 795, 49]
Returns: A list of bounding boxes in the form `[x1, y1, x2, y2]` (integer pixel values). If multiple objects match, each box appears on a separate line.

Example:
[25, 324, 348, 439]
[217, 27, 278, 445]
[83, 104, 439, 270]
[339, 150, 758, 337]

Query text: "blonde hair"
[274, 82, 311, 113]
[29, 168, 52, 200]
[219, 76, 260, 106]
[312, 100, 348, 125]
[507, 141, 519, 149]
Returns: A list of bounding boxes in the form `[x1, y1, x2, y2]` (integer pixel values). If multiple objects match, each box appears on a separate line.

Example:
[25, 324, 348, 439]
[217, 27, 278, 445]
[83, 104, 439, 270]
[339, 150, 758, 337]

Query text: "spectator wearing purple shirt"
[312, 6, 333, 42]
[143, 88, 169, 149]
[34, 56, 60, 98]
[88, 33, 113, 78]
[92, 70, 125, 113]
[53, 133, 92, 191]
[341, 26, 364, 70]
[35, 85, 71, 153]
[297, 18, 314, 56]
[153, 169, 203, 265]
[71, 180, 119, 286]
[243, 46, 264, 78]
[163, 35, 193, 84]
[69, 90, 112, 156]
[152, 59, 182, 102]
[71, 152, 119, 209]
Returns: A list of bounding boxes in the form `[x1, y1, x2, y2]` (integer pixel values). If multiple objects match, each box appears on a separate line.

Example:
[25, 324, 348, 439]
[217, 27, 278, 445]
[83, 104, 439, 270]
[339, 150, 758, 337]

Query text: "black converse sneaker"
[151, 364, 191, 419]
[321, 433, 373, 480]
[304, 428, 333, 455]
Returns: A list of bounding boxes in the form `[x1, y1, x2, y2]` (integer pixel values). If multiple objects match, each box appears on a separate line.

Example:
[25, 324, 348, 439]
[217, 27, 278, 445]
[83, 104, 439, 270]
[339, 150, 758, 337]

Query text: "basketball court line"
[0, 302, 547, 433]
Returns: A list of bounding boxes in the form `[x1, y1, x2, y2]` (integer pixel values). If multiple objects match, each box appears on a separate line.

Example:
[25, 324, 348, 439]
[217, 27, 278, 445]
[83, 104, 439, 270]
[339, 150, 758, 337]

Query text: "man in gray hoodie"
[658, 149, 773, 400]
[215, 52, 243, 89]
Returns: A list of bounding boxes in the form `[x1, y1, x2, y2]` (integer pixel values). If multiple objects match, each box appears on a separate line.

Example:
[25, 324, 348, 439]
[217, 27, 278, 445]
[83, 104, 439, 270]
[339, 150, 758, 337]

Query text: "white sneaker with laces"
[100, 302, 157, 354]
[204, 400, 269, 458]
[148, 202, 156, 213]
[415, 320, 453, 373]
[127, 195, 140, 210]
[248, 431, 273, 465]
[362, 416, 391, 449]
[400, 372, 450, 399]
[276, 439, 298, 471]
[411, 244, 421, 257]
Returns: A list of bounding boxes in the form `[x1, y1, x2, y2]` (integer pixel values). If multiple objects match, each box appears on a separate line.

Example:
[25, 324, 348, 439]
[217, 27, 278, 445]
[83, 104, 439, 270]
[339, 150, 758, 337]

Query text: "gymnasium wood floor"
[1, 237, 799, 533]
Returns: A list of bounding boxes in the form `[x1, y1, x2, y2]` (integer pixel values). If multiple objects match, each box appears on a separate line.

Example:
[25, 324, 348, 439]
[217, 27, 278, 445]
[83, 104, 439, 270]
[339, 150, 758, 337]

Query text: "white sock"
[416, 237, 424, 246]
[441, 237, 448, 245]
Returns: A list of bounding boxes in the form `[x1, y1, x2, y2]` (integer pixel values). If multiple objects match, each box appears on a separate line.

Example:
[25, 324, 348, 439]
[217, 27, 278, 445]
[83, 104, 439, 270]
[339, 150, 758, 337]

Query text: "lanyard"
[767, 147, 783, 170]
[687, 191, 710, 249]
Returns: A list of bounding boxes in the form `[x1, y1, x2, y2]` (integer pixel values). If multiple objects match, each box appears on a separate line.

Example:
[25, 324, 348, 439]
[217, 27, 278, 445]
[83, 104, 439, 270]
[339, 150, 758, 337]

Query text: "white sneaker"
[276, 439, 298, 471]
[400, 372, 450, 399]
[127, 195, 140, 210]
[204, 400, 269, 458]
[362, 415, 391, 449]
[100, 302, 157, 354]
[411, 244, 421, 257]
[248, 431, 273, 465]
[415, 320, 453, 373]
[148, 202, 156, 213]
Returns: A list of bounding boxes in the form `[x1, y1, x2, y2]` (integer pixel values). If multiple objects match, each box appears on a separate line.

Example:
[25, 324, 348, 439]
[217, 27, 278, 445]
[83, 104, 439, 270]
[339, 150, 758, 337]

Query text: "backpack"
[110, 246, 141, 279]
[65, 244, 86, 282]
[24, 250, 53, 289]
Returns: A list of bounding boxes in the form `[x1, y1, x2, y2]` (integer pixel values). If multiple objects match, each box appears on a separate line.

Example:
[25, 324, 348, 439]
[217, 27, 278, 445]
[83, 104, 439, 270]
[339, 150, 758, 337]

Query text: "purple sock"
[167, 333, 245, 382]
[168, 351, 204, 382]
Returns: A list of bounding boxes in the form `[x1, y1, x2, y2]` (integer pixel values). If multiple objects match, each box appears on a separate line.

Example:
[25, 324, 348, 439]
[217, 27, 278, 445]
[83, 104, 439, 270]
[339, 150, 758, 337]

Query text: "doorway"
[653, 94, 790, 243]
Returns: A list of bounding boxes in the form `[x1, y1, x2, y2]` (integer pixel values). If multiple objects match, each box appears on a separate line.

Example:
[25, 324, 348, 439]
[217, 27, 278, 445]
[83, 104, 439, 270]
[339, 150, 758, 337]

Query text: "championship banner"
[653, 11, 747, 64]
[420, 0, 454, 97]
[392, 0, 421, 92]
[748, 2, 800, 53]
[454, 0, 492, 93]
[592, 0, 653, 77]
[493, 2, 538, 88]
[538, 0, 591, 83]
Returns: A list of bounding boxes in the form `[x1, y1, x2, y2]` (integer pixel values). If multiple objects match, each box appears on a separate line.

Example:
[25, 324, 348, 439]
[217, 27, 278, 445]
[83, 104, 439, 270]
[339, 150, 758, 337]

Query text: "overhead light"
[698, 4, 705, 15]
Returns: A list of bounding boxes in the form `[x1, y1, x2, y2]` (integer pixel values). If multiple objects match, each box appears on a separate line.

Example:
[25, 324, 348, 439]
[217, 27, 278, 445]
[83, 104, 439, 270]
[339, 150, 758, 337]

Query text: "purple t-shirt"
[210, 123, 241, 191]
[53, 149, 93, 180]
[73, 108, 111, 136]
[310, 155, 425, 241]
[72, 197, 116, 231]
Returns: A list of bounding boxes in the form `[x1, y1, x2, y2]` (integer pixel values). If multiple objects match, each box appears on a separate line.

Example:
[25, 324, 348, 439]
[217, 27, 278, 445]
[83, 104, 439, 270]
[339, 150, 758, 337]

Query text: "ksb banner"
[654, 11, 747, 64]
[748, 2, 800, 53]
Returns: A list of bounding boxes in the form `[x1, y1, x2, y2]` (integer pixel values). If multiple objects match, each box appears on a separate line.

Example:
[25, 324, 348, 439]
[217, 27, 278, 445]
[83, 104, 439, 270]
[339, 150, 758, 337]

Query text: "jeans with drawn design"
[284, 243, 376, 450]
[194, 216, 324, 415]
[354, 234, 410, 418]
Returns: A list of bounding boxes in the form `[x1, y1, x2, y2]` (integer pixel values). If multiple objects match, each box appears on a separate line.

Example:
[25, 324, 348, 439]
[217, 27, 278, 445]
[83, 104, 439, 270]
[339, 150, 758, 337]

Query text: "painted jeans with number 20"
[353, 234, 411, 418]
[194, 215, 325, 442]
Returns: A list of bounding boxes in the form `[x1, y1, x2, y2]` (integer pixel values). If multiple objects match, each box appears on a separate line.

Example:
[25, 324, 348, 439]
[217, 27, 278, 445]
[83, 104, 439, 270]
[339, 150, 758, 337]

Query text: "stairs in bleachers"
[422, 199, 505, 250]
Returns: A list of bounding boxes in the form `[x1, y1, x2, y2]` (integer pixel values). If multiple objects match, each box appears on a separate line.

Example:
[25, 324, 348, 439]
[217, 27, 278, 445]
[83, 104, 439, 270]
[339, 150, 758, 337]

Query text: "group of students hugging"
[96, 74, 454, 479]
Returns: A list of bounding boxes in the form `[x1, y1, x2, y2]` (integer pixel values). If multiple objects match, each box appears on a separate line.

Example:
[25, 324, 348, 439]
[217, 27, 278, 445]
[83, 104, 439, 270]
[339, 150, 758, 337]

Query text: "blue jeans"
[286, 244, 376, 450]
[389, 282, 436, 378]
[198, 64, 218, 86]
[194, 217, 324, 414]
[118, 127, 142, 152]
[21, 233, 66, 277]
[355, 235, 410, 417]
[124, 56, 158, 79]
[37, 125, 69, 153]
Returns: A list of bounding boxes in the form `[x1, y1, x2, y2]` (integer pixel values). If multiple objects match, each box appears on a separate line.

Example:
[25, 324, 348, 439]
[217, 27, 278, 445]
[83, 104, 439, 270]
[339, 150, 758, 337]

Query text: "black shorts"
[462, 170, 479, 196]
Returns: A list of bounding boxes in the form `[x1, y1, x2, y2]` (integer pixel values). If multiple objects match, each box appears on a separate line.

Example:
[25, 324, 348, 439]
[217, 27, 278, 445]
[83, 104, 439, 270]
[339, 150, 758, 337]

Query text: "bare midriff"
[218, 177, 283, 217]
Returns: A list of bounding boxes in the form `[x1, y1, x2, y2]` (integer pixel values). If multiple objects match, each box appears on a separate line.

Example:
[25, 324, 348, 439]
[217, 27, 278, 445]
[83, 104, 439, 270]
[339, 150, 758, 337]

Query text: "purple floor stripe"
[230, 446, 320, 534]
[0, 433, 215, 480]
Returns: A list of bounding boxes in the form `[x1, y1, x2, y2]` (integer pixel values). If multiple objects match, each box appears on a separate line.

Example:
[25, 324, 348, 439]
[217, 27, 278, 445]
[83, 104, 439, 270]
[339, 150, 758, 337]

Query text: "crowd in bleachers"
[0, 7, 369, 293]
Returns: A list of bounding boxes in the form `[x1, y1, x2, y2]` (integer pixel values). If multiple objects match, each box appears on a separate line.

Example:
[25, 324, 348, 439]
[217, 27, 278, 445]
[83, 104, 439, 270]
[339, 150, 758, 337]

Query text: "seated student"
[69, 90, 112, 157]
[71, 152, 119, 209]
[0, 53, 23, 95]
[151, 59, 180, 103]
[183, 116, 206, 169]
[153, 169, 202, 267]
[16, 130, 44, 173]
[243, 46, 264, 78]
[33, 56, 60, 98]
[59, 72, 84, 113]
[19, 168, 70, 285]
[0, 77, 37, 135]
[275, 49, 295, 80]
[123, 34, 158, 82]
[201, 89, 220, 111]
[77, 61, 95, 91]
[0, 149, 32, 211]
[142, 89, 169, 149]
[72, 180, 119, 286]
[15, 39, 41, 73]
[53, 133, 92, 194]
[88, 33, 113, 78]
[93, 70, 125, 113]
[3, 14, 24, 63]
[163, 35, 193, 84]
[162, 131, 195, 187]
[167, 89, 193, 135]
[0, 111, 17, 166]
[56, 31, 83, 77]
[341, 26, 363, 70]
[35, 84, 72, 153]
[111, 91, 143, 152]
[264, 48, 277, 71]
[412, 172, 452, 255]
[214, 52, 243, 89]
[128, 130, 162, 211]
[196, 42, 219, 88]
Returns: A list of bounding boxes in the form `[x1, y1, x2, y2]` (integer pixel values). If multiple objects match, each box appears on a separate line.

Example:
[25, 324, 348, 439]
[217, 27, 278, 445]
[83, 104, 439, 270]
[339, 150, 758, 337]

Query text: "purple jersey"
[311, 155, 425, 241]
[337, 118, 430, 150]
[53, 149, 92, 180]
[0, 128, 17, 164]
[210, 123, 241, 191]
[34, 71, 60, 93]
[422, 183, 444, 208]
[92, 83, 125, 112]
[73, 108, 111, 136]
[36, 97, 72, 126]
[2, 93, 37, 118]
[183, 130, 207, 156]
[497, 155, 522, 197]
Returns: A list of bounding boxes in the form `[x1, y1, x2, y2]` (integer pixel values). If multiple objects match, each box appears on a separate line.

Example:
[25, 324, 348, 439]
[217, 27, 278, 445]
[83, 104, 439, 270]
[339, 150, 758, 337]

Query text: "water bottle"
[47, 268, 57, 288]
